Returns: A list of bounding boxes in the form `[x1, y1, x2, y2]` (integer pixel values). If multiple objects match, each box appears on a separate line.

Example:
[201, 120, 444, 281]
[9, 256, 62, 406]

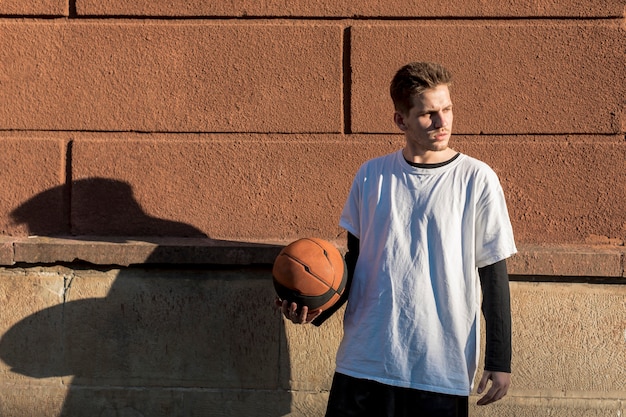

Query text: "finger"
[288, 301, 296, 316]
[477, 384, 506, 406]
[477, 389, 494, 405]
[298, 306, 309, 323]
[476, 373, 490, 394]
[288, 302, 301, 322]
[306, 308, 323, 323]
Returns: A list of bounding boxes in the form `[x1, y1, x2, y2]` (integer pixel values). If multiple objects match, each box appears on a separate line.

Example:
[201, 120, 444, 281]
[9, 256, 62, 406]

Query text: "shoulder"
[354, 150, 401, 177]
[457, 154, 500, 182]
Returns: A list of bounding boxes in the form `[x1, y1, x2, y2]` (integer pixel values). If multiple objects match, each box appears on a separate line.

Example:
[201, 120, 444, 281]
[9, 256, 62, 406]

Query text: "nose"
[433, 111, 448, 129]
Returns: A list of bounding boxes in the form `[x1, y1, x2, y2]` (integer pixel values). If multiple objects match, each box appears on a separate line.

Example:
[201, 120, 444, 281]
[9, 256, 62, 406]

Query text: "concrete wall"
[0, 0, 624, 415]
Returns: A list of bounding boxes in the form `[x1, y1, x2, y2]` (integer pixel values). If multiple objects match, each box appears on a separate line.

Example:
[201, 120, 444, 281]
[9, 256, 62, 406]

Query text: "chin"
[431, 143, 449, 152]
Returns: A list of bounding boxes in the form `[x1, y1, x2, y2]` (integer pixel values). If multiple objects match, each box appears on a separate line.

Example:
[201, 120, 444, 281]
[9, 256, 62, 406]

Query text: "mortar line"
[68, 0, 77, 18]
[28, 15, 626, 22]
[0, 129, 621, 137]
[342, 27, 352, 135]
[65, 140, 73, 234]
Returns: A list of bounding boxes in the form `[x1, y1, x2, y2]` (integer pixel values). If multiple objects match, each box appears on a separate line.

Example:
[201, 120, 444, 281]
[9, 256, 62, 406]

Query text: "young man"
[279, 62, 517, 416]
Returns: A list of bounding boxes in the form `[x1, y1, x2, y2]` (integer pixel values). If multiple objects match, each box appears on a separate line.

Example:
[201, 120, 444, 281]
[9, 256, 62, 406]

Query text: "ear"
[394, 111, 407, 131]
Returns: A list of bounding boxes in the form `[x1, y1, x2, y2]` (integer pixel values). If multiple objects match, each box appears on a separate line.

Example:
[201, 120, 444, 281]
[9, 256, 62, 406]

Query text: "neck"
[402, 147, 457, 165]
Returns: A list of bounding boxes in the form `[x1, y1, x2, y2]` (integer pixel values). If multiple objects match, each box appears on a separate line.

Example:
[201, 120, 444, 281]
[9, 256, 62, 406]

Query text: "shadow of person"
[0, 178, 291, 416]
[9, 178, 208, 238]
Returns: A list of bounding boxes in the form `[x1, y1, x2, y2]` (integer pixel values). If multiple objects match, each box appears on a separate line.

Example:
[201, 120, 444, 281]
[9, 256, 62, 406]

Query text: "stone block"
[1, 267, 281, 388]
[179, 389, 293, 417]
[0, 0, 66, 15]
[507, 245, 624, 277]
[507, 282, 626, 394]
[70, 134, 626, 245]
[288, 390, 330, 417]
[455, 137, 626, 245]
[0, 267, 66, 381]
[0, 383, 293, 417]
[351, 23, 626, 135]
[0, 238, 13, 265]
[0, 266, 287, 415]
[71, 135, 389, 241]
[12, 236, 283, 266]
[281, 305, 344, 391]
[0, 22, 342, 133]
[75, 0, 625, 17]
[468, 396, 623, 417]
[2, 267, 625, 416]
[0, 137, 66, 236]
[0, 383, 66, 417]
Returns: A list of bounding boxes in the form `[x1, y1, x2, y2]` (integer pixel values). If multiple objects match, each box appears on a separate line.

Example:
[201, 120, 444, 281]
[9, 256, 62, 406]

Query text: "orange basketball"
[272, 238, 347, 312]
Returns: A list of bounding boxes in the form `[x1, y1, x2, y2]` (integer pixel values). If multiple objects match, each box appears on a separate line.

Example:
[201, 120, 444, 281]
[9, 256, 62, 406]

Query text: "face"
[394, 84, 454, 161]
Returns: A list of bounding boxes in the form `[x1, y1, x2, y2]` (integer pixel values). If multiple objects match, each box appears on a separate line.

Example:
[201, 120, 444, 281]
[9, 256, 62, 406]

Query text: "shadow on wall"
[0, 178, 291, 417]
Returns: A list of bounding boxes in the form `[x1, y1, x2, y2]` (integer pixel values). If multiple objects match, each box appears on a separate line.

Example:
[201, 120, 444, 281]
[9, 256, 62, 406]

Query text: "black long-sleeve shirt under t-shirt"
[312, 233, 512, 373]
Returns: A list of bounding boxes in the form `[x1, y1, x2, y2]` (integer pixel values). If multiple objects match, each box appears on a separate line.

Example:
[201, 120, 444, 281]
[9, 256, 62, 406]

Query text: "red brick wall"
[1, 1, 625, 245]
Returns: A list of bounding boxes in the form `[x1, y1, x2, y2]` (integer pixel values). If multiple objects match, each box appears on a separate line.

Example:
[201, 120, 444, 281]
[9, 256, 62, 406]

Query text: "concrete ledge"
[0, 236, 284, 267]
[0, 237, 623, 278]
[507, 244, 625, 278]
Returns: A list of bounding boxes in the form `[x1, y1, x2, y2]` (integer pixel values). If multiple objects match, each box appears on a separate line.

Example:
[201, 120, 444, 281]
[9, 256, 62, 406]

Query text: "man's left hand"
[476, 370, 510, 405]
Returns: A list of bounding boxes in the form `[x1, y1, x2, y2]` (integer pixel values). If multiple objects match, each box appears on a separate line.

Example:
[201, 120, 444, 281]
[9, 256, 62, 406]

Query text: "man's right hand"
[275, 299, 322, 324]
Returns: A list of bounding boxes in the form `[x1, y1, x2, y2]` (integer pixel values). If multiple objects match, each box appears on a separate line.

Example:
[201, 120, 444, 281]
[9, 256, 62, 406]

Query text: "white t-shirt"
[337, 150, 517, 396]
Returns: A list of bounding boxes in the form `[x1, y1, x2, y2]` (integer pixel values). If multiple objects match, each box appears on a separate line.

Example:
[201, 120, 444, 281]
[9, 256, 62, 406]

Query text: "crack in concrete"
[62, 273, 74, 305]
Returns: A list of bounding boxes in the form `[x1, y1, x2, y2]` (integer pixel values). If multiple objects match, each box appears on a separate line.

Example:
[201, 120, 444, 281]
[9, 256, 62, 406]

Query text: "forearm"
[479, 259, 512, 373]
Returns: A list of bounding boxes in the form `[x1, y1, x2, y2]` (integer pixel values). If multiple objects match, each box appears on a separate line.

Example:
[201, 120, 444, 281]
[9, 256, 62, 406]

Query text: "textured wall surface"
[0, 265, 624, 416]
[0, 7, 624, 244]
[0, 0, 624, 415]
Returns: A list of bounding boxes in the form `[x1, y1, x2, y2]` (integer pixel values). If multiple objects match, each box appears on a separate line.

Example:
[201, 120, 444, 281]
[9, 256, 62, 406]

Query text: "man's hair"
[390, 62, 453, 114]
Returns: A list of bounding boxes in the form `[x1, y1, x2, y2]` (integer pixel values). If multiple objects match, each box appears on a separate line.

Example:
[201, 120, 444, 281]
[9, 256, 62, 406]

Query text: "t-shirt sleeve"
[338, 169, 362, 239]
[474, 168, 517, 268]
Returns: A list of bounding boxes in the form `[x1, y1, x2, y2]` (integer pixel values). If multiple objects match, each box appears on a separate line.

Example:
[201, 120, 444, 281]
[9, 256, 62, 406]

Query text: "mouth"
[432, 131, 449, 141]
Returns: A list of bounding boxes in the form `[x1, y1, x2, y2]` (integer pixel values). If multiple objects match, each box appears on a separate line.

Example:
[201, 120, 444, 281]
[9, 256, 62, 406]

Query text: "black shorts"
[325, 372, 469, 417]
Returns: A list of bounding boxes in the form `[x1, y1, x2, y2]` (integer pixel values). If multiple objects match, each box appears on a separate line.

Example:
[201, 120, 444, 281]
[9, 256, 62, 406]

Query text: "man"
[279, 62, 517, 416]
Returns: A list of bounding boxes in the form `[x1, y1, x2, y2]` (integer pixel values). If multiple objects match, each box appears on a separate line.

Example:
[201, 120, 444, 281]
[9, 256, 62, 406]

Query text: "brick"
[508, 245, 624, 278]
[468, 397, 623, 417]
[7, 237, 625, 282]
[0, 0, 66, 15]
[71, 135, 396, 240]
[75, 0, 625, 18]
[351, 23, 626, 135]
[455, 137, 626, 245]
[0, 383, 66, 417]
[71, 134, 626, 245]
[60, 387, 295, 417]
[179, 390, 295, 417]
[0, 267, 280, 389]
[12, 236, 283, 266]
[1, 267, 625, 415]
[287, 282, 626, 412]
[0, 22, 342, 133]
[506, 282, 626, 394]
[0, 138, 66, 236]
[0, 268, 66, 380]
[12, 237, 159, 266]
[0, 238, 14, 265]
[283, 305, 344, 391]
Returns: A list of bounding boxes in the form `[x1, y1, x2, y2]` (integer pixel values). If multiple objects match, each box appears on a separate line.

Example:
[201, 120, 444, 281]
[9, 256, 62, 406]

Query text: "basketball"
[272, 237, 347, 312]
